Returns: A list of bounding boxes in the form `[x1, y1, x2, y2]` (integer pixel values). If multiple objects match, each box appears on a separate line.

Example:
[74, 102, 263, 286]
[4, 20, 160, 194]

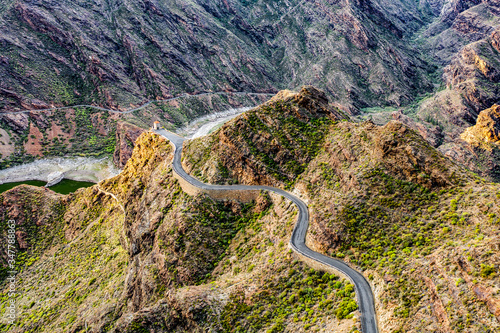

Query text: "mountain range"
[0, 0, 500, 332]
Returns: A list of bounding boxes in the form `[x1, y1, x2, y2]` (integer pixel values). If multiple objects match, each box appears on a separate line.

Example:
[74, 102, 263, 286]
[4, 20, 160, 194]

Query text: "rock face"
[461, 104, 500, 145]
[417, 15, 500, 131]
[419, 0, 499, 64]
[1, 0, 498, 182]
[392, 110, 444, 147]
[0, 113, 29, 134]
[113, 121, 145, 168]
[412, 10, 500, 180]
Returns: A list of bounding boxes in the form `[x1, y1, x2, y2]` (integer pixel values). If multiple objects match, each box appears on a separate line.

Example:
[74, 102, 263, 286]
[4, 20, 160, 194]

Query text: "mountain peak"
[266, 85, 349, 122]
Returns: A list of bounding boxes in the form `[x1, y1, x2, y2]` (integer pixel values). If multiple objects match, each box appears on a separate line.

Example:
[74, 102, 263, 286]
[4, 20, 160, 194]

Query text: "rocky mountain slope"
[0, 129, 360, 332]
[0, 0, 440, 113]
[2, 87, 498, 332]
[184, 87, 500, 332]
[352, 0, 500, 181]
[1, 0, 499, 181]
[408, 22, 500, 180]
[0, 92, 269, 170]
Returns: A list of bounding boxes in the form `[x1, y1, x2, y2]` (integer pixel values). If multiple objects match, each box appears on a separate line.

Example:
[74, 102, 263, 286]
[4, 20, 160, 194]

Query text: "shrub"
[480, 264, 495, 278]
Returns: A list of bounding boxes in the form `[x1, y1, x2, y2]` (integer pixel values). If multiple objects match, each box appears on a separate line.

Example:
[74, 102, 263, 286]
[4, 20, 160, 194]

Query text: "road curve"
[0, 91, 275, 115]
[155, 128, 379, 333]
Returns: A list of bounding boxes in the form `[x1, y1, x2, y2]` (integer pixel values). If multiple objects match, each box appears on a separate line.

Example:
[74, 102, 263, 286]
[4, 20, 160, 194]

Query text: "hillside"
[0, 92, 269, 169]
[1, 87, 499, 332]
[183, 86, 500, 332]
[0, 130, 360, 332]
[1, 0, 499, 181]
[0, 0, 440, 113]
[0, 0, 500, 330]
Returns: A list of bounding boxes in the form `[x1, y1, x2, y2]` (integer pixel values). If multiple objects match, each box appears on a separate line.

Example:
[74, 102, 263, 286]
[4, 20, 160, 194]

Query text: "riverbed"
[0, 156, 120, 186]
[176, 107, 251, 138]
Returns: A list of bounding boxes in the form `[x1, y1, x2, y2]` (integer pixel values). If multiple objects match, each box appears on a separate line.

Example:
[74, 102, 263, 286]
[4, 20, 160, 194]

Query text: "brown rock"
[392, 110, 444, 147]
[374, 121, 453, 188]
[461, 104, 500, 145]
[0, 87, 22, 101]
[0, 112, 29, 133]
[491, 28, 500, 52]
[113, 121, 146, 168]
[30, 99, 50, 110]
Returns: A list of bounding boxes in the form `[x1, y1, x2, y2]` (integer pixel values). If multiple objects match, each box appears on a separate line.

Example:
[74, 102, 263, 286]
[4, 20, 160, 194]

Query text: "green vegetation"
[221, 265, 357, 332]
[184, 98, 334, 189]
[47, 179, 95, 195]
[0, 108, 117, 170]
[299, 121, 499, 331]
[0, 185, 128, 332]
[185, 98, 499, 331]
[157, 195, 266, 286]
[240, 103, 331, 186]
[41, 107, 117, 157]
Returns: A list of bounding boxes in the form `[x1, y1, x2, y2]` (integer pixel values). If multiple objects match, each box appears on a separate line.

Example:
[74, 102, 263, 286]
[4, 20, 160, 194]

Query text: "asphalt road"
[155, 128, 379, 333]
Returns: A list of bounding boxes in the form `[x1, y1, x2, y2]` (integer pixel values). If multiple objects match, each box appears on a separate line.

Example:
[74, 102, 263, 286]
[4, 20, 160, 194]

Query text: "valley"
[0, 0, 499, 332]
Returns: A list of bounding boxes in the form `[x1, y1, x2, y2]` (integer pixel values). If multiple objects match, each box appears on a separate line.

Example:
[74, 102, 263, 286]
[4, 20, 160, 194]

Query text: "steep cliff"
[412, 24, 500, 180]
[418, 26, 500, 132]
[113, 121, 145, 169]
[461, 104, 500, 145]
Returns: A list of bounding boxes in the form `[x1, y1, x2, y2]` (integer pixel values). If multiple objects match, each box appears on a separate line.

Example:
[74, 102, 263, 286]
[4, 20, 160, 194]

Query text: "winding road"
[154, 128, 379, 333]
[0, 91, 275, 115]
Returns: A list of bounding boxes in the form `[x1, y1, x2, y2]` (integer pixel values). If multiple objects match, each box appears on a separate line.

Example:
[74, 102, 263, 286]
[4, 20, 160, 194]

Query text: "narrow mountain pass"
[155, 128, 379, 333]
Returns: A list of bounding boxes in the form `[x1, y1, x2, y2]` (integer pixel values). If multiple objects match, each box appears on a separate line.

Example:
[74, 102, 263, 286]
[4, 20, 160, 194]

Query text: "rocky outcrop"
[0, 112, 29, 134]
[0, 185, 63, 251]
[419, 0, 498, 64]
[113, 121, 145, 168]
[184, 87, 458, 191]
[444, 43, 500, 88]
[443, 0, 484, 24]
[270, 86, 348, 121]
[492, 27, 500, 51]
[392, 110, 444, 147]
[374, 121, 454, 187]
[461, 104, 500, 145]
[0, 124, 362, 332]
[438, 30, 500, 120]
